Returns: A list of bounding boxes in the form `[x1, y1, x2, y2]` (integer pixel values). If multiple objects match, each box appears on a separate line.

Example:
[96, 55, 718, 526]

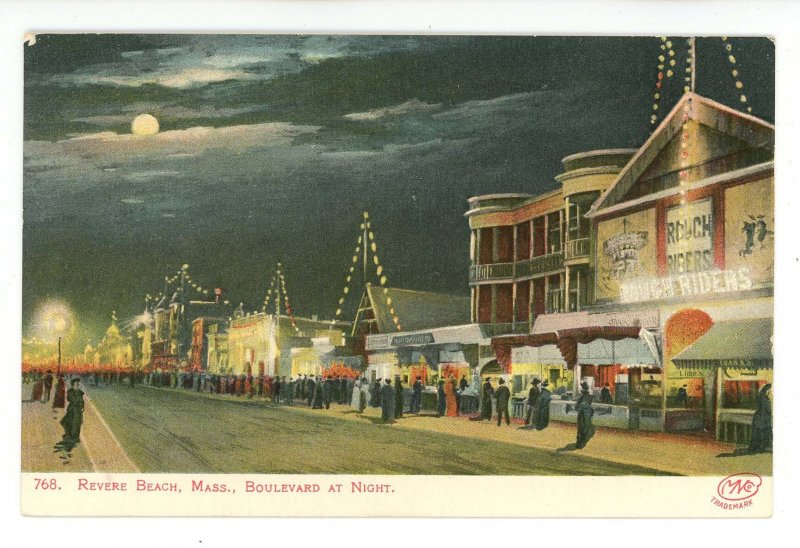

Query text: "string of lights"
[721, 37, 753, 114]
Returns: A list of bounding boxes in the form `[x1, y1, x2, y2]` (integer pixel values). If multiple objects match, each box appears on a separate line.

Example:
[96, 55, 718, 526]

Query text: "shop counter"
[717, 408, 755, 445]
[548, 399, 630, 429]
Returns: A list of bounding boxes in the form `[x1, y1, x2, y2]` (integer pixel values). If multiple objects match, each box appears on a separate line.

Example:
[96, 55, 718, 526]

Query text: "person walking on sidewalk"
[410, 376, 423, 413]
[749, 383, 772, 453]
[380, 379, 396, 423]
[495, 378, 511, 426]
[52, 372, 66, 410]
[480, 377, 494, 421]
[42, 370, 54, 403]
[59, 378, 85, 452]
[436, 380, 446, 416]
[524, 378, 541, 426]
[535, 380, 552, 431]
[394, 376, 404, 419]
[575, 381, 596, 449]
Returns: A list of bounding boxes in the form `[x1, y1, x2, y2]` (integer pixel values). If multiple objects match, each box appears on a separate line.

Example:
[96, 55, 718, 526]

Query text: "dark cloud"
[22, 35, 774, 348]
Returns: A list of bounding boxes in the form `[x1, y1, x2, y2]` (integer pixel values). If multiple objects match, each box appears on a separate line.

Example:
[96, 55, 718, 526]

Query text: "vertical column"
[491, 284, 498, 324]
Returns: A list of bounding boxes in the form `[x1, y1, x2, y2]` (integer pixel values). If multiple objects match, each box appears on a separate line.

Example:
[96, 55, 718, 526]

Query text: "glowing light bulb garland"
[721, 37, 752, 114]
[650, 37, 673, 126]
[330, 211, 402, 332]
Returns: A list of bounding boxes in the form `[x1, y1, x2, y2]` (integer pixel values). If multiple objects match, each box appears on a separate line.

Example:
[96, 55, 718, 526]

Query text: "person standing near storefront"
[575, 381, 596, 449]
[380, 379, 395, 423]
[535, 380, 552, 431]
[370, 378, 382, 407]
[323, 377, 334, 409]
[481, 377, 494, 421]
[495, 378, 511, 426]
[437, 380, 447, 416]
[410, 376, 423, 413]
[749, 383, 772, 453]
[444, 376, 459, 417]
[599, 383, 613, 404]
[312, 377, 324, 409]
[676, 384, 689, 407]
[394, 376, 405, 419]
[525, 379, 541, 426]
[284, 377, 293, 406]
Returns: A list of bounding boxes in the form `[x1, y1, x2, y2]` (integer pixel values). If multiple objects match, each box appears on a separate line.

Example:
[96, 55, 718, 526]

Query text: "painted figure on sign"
[495, 378, 511, 426]
[749, 383, 772, 454]
[575, 381, 596, 449]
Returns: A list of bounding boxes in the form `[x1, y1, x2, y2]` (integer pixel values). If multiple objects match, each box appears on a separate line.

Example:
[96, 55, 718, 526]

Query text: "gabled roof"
[588, 92, 774, 217]
[366, 284, 471, 334]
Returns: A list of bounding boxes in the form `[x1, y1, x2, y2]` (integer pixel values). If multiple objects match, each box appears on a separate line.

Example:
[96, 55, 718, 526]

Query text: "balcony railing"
[564, 237, 591, 260]
[469, 252, 564, 283]
[547, 288, 564, 314]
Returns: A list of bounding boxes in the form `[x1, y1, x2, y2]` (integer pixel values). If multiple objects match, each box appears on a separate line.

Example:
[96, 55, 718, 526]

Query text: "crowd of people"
[21, 364, 774, 456]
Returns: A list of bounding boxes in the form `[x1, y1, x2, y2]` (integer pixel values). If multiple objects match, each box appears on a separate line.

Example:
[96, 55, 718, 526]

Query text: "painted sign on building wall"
[725, 177, 774, 289]
[596, 208, 657, 301]
[666, 198, 714, 275]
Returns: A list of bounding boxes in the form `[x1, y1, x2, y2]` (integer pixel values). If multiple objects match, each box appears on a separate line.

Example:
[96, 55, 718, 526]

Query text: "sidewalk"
[21, 382, 139, 473]
[144, 385, 771, 477]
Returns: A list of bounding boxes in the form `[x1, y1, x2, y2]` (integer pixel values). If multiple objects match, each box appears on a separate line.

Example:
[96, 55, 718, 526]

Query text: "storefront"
[365, 324, 491, 413]
[672, 317, 772, 444]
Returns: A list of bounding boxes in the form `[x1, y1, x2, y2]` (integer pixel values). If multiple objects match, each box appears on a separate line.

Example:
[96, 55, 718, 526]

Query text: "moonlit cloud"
[344, 99, 442, 121]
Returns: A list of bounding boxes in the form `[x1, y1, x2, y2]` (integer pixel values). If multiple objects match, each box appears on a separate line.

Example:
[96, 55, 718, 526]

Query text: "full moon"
[131, 113, 160, 136]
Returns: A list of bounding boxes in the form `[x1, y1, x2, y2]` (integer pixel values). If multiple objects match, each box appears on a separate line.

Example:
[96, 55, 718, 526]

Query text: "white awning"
[577, 330, 660, 367]
[511, 344, 566, 365]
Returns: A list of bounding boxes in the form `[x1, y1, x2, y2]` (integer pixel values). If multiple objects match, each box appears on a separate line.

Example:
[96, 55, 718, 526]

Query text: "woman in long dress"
[749, 383, 772, 453]
[575, 381, 595, 449]
[444, 376, 458, 417]
[52, 373, 66, 409]
[31, 370, 43, 402]
[60, 378, 85, 451]
[350, 379, 362, 410]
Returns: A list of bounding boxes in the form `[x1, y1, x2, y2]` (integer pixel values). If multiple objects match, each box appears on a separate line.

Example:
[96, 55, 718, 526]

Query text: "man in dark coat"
[599, 383, 613, 404]
[495, 378, 511, 426]
[273, 376, 282, 403]
[59, 378, 85, 452]
[481, 377, 494, 420]
[524, 379, 541, 425]
[42, 370, 54, 403]
[437, 380, 447, 416]
[380, 379, 396, 422]
[459, 375, 469, 392]
[410, 375, 423, 413]
[306, 375, 316, 407]
[676, 384, 689, 407]
[322, 377, 334, 409]
[749, 383, 772, 453]
[394, 376, 404, 419]
[312, 377, 324, 409]
[575, 381, 596, 449]
[535, 380, 552, 431]
[370, 379, 382, 407]
[332, 376, 342, 405]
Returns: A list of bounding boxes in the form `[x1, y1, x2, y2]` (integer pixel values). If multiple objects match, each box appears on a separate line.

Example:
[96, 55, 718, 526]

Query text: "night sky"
[22, 35, 774, 350]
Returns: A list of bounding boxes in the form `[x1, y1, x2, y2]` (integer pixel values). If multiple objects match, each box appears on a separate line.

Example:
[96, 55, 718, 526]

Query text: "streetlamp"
[36, 301, 74, 373]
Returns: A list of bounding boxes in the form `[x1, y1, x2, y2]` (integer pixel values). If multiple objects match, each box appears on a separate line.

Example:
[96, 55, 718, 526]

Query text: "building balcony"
[564, 237, 591, 261]
[469, 251, 564, 283]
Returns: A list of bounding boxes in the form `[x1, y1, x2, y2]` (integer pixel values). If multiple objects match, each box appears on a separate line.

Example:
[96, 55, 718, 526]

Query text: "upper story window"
[547, 211, 562, 253]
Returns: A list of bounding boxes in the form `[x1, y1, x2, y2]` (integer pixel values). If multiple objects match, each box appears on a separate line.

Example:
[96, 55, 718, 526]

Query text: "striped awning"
[672, 318, 773, 369]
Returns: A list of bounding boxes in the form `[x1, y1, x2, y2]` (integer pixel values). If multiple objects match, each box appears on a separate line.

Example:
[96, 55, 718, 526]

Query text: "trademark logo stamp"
[711, 473, 762, 510]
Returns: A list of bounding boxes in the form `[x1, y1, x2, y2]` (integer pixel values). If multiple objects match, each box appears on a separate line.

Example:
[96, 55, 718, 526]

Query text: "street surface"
[85, 385, 666, 475]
